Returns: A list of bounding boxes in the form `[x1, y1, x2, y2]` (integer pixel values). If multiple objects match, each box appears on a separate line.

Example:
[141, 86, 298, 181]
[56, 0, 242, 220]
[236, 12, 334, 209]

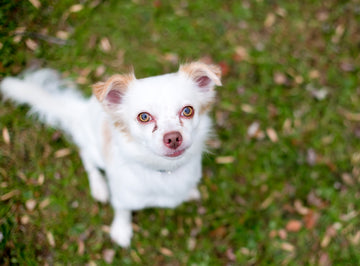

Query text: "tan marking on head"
[92, 73, 135, 103]
[114, 121, 133, 141]
[179, 61, 222, 86]
[199, 99, 215, 115]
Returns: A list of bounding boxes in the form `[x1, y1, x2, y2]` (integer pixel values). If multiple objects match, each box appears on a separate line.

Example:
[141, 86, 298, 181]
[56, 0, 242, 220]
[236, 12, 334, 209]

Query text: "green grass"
[1, 0, 360, 265]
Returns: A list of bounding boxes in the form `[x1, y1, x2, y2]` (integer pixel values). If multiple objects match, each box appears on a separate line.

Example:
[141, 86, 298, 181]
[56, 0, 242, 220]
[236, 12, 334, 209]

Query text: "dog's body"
[1, 62, 221, 246]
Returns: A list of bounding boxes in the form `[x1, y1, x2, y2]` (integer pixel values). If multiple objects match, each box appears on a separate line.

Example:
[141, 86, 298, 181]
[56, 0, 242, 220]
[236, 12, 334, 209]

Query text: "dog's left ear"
[92, 73, 135, 109]
[179, 61, 222, 91]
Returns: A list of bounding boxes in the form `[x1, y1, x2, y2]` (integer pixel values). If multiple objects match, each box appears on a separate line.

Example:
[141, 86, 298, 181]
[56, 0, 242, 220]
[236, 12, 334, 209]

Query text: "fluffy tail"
[1, 69, 87, 135]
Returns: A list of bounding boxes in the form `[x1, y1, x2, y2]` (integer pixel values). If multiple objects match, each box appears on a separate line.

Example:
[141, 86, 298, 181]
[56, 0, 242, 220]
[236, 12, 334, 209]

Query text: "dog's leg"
[80, 151, 109, 203]
[110, 209, 133, 247]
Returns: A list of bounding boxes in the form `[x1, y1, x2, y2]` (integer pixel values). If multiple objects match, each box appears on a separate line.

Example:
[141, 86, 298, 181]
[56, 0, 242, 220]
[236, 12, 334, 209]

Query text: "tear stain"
[152, 123, 158, 133]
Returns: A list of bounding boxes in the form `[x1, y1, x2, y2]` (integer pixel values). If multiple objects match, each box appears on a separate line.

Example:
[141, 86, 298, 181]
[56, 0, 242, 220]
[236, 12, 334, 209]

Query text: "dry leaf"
[215, 156, 235, 164]
[47, 231, 56, 247]
[40, 198, 51, 209]
[28, 0, 41, 8]
[233, 46, 249, 62]
[278, 229, 287, 240]
[21, 215, 30, 225]
[56, 31, 69, 40]
[241, 104, 255, 113]
[25, 39, 38, 51]
[307, 148, 317, 166]
[159, 247, 173, 256]
[281, 242, 295, 252]
[55, 148, 72, 158]
[95, 65, 106, 77]
[38, 173, 45, 185]
[294, 200, 309, 215]
[188, 237, 196, 251]
[303, 210, 320, 229]
[226, 248, 236, 261]
[26, 199, 37, 211]
[266, 128, 278, 142]
[78, 240, 85, 255]
[2, 127, 10, 144]
[163, 53, 179, 64]
[69, 4, 84, 13]
[100, 37, 111, 52]
[341, 173, 354, 186]
[274, 72, 287, 85]
[103, 249, 116, 263]
[130, 250, 142, 263]
[264, 13, 276, 28]
[210, 226, 227, 238]
[286, 220, 302, 232]
[318, 252, 332, 266]
[350, 231, 360, 245]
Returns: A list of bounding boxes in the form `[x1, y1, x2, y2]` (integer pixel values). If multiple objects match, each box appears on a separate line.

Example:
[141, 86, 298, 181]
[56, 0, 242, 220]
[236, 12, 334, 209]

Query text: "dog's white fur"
[1, 62, 221, 247]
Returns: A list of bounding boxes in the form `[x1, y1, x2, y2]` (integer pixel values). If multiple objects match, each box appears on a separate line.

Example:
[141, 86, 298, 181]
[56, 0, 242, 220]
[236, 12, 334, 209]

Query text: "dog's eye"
[181, 106, 194, 118]
[138, 112, 152, 123]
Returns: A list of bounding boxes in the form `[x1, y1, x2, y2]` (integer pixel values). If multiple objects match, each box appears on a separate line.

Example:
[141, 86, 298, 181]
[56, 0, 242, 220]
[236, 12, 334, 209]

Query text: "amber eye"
[138, 112, 152, 123]
[181, 106, 194, 118]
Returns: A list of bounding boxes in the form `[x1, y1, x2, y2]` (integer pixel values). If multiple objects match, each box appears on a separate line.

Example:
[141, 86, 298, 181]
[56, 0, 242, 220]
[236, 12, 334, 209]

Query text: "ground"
[0, 0, 360, 265]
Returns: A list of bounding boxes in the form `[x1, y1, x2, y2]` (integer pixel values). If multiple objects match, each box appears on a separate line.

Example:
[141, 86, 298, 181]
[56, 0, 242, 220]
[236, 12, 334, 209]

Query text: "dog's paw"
[110, 223, 133, 248]
[89, 174, 109, 203]
[187, 188, 201, 201]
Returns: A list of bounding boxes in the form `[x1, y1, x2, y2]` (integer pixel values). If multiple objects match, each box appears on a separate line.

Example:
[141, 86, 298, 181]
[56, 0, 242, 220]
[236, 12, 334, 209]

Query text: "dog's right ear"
[92, 73, 135, 108]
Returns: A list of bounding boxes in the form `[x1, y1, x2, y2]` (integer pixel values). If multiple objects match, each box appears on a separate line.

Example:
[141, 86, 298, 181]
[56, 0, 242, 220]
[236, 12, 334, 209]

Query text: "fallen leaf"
[350, 231, 360, 245]
[278, 229, 287, 240]
[233, 46, 249, 62]
[188, 237, 196, 251]
[264, 13, 276, 28]
[95, 65, 106, 77]
[56, 31, 69, 40]
[215, 156, 235, 164]
[286, 220, 302, 232]
[130, 250, 142, 263]
[303, 210, 320, 229]
[38, 173, 45, 185]
[339, 108, 360, 121]
[281, 242, 295, 252]
[341, 173, 354, 186]
[318, 252, 332, 266]
[241, 104, 255, 113]
[307, 148, 317, 166]
[163, 53, 179, 64]
[25, 39, 38, 51]
[218, 61, 230, 76]
[266, 128, 278, 142]
[210, 226, 227, 238]
[26, 199, 37, 211]
[274, 72, 287, 85]
[100, 37, 111, 52]
[69, 4, 84, 13]
[159, 247, 173, 256]
[226, 248, 236, 261]
[39, 198, 51, 209]
[294, 200, 309, 215]
[28, 0, 41, 8]
[103, 249, 116, 263]
[54, 148, 72, 158]
[2, 127, 10, 144]
[78, 240, 85, 255]
[47, 231, 56, 247]
[21, 215, 30, 225]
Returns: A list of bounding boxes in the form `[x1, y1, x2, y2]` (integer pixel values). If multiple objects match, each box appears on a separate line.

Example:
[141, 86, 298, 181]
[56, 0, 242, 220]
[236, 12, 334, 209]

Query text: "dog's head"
[93, 62, 221, 169]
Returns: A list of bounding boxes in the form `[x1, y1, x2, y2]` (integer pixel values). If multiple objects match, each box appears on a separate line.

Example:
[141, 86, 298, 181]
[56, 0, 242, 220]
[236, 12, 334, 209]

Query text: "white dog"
[1, 61, 221, 247]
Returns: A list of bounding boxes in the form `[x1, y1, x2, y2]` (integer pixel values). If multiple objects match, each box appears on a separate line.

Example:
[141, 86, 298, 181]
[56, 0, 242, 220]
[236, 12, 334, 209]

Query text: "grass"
[1, 0, 360, 264]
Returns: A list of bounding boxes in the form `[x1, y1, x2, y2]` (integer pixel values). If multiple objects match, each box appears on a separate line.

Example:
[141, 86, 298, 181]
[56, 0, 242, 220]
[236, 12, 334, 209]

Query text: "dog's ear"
[179, 61, 222, 91]
[92, 73, 135, 108]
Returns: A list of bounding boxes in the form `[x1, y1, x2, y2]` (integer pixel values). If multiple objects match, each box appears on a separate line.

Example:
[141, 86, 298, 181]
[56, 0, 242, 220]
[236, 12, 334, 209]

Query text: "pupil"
[142, 114, 148, 120]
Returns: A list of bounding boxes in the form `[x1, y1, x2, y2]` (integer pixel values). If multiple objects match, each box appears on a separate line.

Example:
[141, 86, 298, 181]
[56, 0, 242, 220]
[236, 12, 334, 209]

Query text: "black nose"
[163, 131, 183, 149]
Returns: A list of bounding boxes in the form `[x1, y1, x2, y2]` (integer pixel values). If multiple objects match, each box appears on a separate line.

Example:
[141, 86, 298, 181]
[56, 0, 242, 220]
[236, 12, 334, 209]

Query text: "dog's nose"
[163, 131, 183, 149]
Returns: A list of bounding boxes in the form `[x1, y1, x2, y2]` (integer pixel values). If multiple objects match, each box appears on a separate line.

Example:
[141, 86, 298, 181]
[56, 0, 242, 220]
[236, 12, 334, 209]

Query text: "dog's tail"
[1, 69, 87, 135]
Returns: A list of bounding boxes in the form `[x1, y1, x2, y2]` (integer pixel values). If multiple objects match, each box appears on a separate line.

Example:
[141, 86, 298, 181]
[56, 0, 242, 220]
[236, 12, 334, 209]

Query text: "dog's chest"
[108, 159, 201, 210]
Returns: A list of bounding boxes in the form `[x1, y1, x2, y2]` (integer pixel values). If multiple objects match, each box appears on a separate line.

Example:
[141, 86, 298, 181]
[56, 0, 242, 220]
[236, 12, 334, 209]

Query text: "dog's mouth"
[165, 148, 186, 158]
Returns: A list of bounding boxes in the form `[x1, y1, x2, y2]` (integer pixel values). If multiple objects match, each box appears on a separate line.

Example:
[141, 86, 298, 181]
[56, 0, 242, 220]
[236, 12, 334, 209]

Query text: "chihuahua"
[1, 61, 222, 247]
